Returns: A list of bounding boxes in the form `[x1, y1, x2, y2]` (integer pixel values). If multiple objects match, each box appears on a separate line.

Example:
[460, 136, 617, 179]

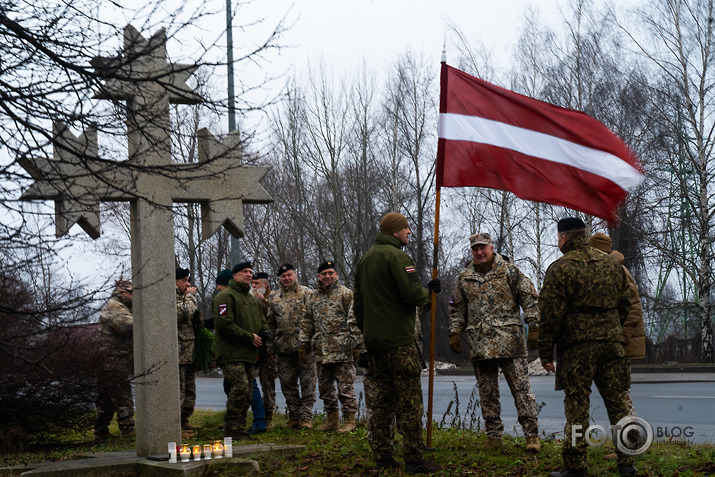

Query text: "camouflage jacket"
[176, 287, 199, 365]
[267, 281, 311, 355]
[538, 235, 630, 367]
[449, 254, 539, 361]
[96, 293, 134, 366]
[298, 279, 363, 364]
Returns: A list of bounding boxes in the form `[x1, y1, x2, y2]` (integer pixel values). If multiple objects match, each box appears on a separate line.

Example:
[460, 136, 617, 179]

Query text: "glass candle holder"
[203, 444, 212, 460]
[212, 440, 224, 458]
[179, 444, 191, 462]
[192, 444, 202, 460]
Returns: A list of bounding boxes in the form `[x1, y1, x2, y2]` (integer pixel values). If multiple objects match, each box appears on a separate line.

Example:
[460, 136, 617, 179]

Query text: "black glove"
[427, 279, 441, 294]
[357, 351, 370, 368]
[257, 329, 271, 361]
[258, 328, 271, 343]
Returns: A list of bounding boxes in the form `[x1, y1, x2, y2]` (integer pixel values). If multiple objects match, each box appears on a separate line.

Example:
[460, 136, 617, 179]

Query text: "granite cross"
[18, 25, 272, 456]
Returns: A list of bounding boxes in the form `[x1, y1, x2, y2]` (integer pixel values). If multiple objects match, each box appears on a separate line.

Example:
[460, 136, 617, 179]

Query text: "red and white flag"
[436, 64, 644, 222]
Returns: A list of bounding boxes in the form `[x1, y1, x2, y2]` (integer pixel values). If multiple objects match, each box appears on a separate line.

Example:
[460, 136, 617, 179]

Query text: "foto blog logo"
[572, 416, 654, 456]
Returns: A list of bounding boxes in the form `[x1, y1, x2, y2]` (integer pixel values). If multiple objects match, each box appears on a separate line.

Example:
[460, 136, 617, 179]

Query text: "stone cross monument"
[18, 25, 272, 457]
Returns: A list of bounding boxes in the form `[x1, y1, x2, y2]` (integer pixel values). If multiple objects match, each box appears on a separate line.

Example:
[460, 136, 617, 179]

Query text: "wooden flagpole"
[426, 187, 441, 447]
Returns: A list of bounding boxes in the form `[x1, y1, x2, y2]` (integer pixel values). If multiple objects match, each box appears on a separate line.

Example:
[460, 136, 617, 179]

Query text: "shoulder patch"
[218, 303, 227, 316]
[405, 265, 416, 273]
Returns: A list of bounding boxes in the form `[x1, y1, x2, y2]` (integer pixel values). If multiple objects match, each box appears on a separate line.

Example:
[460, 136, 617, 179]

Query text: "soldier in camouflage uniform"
[449, 232, 541, 453]
[539, 218, 636, 477]
[214, 261, 270, 439]
[354, 212, 442, 474]
[267, 263, 316, 428]
[94, 279, 135, 439]
[176, 266, 201, 437]
[298, 260, 363, 433]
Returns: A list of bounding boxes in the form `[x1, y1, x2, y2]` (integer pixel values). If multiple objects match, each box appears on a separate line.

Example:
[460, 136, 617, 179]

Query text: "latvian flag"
[436, 64, 644, 222]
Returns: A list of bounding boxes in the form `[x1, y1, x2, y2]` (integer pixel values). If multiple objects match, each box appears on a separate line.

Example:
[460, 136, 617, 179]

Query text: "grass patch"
[2, 409, 714, 476]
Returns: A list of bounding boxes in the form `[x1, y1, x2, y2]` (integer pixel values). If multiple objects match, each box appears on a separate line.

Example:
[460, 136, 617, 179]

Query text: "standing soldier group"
[94, 213, 642, 476]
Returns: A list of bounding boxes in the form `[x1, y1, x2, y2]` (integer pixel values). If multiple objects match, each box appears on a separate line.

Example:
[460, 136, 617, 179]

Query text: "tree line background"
[1, 0, 714, 448]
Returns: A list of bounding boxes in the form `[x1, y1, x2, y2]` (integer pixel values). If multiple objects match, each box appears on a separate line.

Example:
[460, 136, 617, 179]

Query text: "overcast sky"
[64, 0, 626, 283]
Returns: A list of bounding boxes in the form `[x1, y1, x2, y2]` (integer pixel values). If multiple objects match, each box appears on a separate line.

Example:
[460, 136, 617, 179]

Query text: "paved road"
[196, 373, 715, 443]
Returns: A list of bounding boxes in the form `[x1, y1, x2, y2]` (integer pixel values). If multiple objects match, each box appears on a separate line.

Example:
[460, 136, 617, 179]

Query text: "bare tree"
[615, 0, 715, 361]
[380, 52, 438, 283]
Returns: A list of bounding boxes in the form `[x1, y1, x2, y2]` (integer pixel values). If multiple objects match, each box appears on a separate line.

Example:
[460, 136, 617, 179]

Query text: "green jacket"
[213, 279, 269, 365]
[538, 235, 630, 367]
[354, 233, 429, 352]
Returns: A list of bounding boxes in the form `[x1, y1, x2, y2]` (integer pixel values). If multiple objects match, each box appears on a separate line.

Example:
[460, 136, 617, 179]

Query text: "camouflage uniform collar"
[561, 235, 590, 254]
[113, 292, 133, 310]
[316, 277, 340, 292]
[280, 280, 300, 292]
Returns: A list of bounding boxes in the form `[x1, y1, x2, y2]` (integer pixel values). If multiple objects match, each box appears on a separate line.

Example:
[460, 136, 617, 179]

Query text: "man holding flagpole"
[354, 212, 441, 474]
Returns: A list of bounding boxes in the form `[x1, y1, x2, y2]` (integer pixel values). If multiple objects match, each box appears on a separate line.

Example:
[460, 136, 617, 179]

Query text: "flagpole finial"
[442, 35, 447, 63]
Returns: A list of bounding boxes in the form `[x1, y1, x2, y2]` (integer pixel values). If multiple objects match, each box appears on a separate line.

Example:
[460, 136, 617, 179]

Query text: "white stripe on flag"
[439, 113, 643, 191]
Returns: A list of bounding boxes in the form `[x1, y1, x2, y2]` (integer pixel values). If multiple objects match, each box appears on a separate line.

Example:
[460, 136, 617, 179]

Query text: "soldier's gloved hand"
[449, 333, 463, 354]
[298, 343, 310, 364]
[352, 348, 360, 361]
[357, 351, 370, 368]
[427, 279, 441, 294]
[527, 326, 539, 351]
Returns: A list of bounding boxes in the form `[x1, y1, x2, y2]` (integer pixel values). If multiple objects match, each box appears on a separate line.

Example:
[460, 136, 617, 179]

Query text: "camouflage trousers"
[363, 367, 397, 443]
[317, 361, 357, 413]
[95, 361, 134, 434]
[368, 344, 424, 463]
[258, 353, 278, 413]
[222, 362, 254, 431]
[560, 341, 633, 469]
[277, 352, 316, 422]
[179, 363, 196, 425]
[473, 357, 538, 439]
[626, 387, 636, 416]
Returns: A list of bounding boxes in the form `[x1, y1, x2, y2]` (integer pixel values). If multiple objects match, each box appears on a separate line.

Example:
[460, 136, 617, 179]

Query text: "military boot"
[526, 436, 541, 453]
[318, 411, 340, 432]
[299, 417, 313, 429]
[284, 416, 301, 429]
[338, 412, 356, 433]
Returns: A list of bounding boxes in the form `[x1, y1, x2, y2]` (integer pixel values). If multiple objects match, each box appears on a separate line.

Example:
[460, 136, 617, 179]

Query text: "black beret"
[276, 263, 295, 277]
[175, 267, 190, 280]
[232, 261, 253, 274]
[557, 217, 586, 232]
[216, 269, 232, 286]
[253, 271, 269, 280]
[317, 261, 336, 274]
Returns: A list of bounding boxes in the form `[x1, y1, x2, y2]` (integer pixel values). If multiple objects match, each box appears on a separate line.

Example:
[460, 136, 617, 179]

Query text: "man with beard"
[267, 264, 316, 428]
